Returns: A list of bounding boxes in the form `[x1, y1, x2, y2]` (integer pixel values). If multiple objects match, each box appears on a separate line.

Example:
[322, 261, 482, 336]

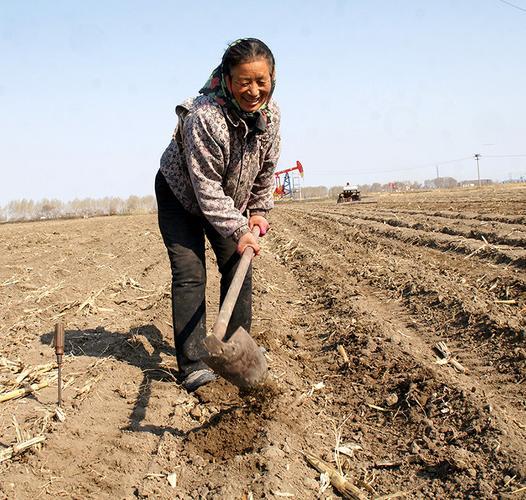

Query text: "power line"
[497, 0, 526, 13]
[322, 153, 525, 178]
[348, 156, 472, 175]
[482, 154, 526, 158]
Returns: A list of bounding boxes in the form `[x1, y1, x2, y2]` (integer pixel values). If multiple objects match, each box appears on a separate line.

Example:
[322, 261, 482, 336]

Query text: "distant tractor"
[337, 183, 361, 203]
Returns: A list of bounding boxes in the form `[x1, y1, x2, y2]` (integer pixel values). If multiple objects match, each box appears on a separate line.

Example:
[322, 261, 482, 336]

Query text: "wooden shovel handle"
[212, 226, 260, 341]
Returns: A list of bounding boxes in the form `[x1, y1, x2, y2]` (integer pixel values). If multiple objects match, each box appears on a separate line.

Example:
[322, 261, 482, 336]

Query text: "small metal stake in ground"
[54, 323, 65, 407]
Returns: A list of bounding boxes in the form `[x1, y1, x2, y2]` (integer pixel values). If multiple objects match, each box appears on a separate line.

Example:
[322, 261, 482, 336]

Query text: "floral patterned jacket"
[160, 95, 281, 241]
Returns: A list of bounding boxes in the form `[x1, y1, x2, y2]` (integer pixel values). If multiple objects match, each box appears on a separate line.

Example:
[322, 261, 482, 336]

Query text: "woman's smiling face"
[226, 58, 273, 113]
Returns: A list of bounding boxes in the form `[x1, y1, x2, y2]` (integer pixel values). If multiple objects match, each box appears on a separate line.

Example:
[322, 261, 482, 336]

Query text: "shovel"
[202, 226, 268, 388]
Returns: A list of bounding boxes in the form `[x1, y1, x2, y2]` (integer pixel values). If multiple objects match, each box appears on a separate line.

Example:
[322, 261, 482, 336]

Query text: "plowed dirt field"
[1, 184, 525, 499]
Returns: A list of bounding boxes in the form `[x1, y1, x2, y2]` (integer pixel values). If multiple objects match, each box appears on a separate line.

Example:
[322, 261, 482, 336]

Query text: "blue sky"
[1, 0, 525, 204]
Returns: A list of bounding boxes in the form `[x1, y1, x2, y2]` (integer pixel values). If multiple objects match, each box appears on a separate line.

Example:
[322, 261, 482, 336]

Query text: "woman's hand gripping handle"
[236, 224, 263, 256]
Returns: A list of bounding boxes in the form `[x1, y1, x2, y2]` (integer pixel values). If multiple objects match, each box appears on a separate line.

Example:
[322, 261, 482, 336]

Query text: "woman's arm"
[182, 108, 249, 240]
[248, 113, 281, 215]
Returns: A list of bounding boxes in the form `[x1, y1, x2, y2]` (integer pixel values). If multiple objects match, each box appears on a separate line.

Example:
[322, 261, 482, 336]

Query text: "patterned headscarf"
[199, 39, 276, 133]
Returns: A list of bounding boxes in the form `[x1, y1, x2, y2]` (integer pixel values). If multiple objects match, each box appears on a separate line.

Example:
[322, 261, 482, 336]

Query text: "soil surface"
[1, 184, 525, 499]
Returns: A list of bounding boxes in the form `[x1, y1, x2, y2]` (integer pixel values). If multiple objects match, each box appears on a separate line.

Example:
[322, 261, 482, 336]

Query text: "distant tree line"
[298, 176, 477, 200]
[0, 195, 157, 222]
[295, 178, 452, 201]
[358, 176, 460, 193]
[0, 174, 502, 222]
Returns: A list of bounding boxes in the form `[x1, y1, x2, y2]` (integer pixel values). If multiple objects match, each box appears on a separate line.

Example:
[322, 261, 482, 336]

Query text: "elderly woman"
[155, 38, 280, 391]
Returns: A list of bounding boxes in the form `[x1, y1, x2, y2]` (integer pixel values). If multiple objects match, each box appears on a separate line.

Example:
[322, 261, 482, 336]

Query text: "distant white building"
[458, 179, 493, 187]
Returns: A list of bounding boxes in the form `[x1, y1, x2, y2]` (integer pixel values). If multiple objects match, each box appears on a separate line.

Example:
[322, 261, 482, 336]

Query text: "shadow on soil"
[39, 325, 254, 446]
[39, 325, 191, 436]
[40, 325, 274, 461]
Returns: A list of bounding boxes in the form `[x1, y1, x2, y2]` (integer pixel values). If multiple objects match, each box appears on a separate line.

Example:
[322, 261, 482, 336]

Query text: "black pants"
[155, 170, 252, 376]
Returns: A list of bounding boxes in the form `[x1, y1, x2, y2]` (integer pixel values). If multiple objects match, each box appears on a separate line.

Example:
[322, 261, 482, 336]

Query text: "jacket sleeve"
[182, 108, 248, 240]
[247, 113, 281, 215]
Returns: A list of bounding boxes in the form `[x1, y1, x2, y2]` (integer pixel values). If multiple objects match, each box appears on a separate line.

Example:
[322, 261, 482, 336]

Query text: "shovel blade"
[203, 327, 268, 389]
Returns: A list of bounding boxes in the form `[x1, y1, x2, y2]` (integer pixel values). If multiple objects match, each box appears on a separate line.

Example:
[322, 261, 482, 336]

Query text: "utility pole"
[474, 153, 481, 187]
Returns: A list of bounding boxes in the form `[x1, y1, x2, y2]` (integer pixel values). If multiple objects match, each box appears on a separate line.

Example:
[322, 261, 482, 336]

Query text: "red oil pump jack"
[274, 161, 304, 199]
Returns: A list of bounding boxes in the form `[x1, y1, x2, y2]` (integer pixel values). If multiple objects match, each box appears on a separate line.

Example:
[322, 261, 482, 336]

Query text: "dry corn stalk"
[0, 435, 46, 463]
[434, 341, 465, 373]
[337, 345, 350, 365]
[0, 378, 54, 403]
[74, 374, 103, 399]
[14, 362, 55, 386]
[0, 357, 22, 372]
[304, 451, 367, 500]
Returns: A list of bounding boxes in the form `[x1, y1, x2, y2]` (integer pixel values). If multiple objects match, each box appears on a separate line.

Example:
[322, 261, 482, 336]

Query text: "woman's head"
[222, 38, 275, 113]
[221, 38, 275, 77]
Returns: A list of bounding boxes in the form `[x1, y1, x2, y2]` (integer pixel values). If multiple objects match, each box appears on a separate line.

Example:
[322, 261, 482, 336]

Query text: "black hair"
[221, 38, 275, 76]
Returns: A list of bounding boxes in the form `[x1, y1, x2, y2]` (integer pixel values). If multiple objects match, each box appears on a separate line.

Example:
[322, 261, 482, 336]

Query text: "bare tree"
[424, 177, 458, 189]
[35, 198, 63, 219]
[1, 194, 159, 222]
[6, 199, 35, 221]
[301, 186, 328, 199]
[329, 186, 343, 198]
